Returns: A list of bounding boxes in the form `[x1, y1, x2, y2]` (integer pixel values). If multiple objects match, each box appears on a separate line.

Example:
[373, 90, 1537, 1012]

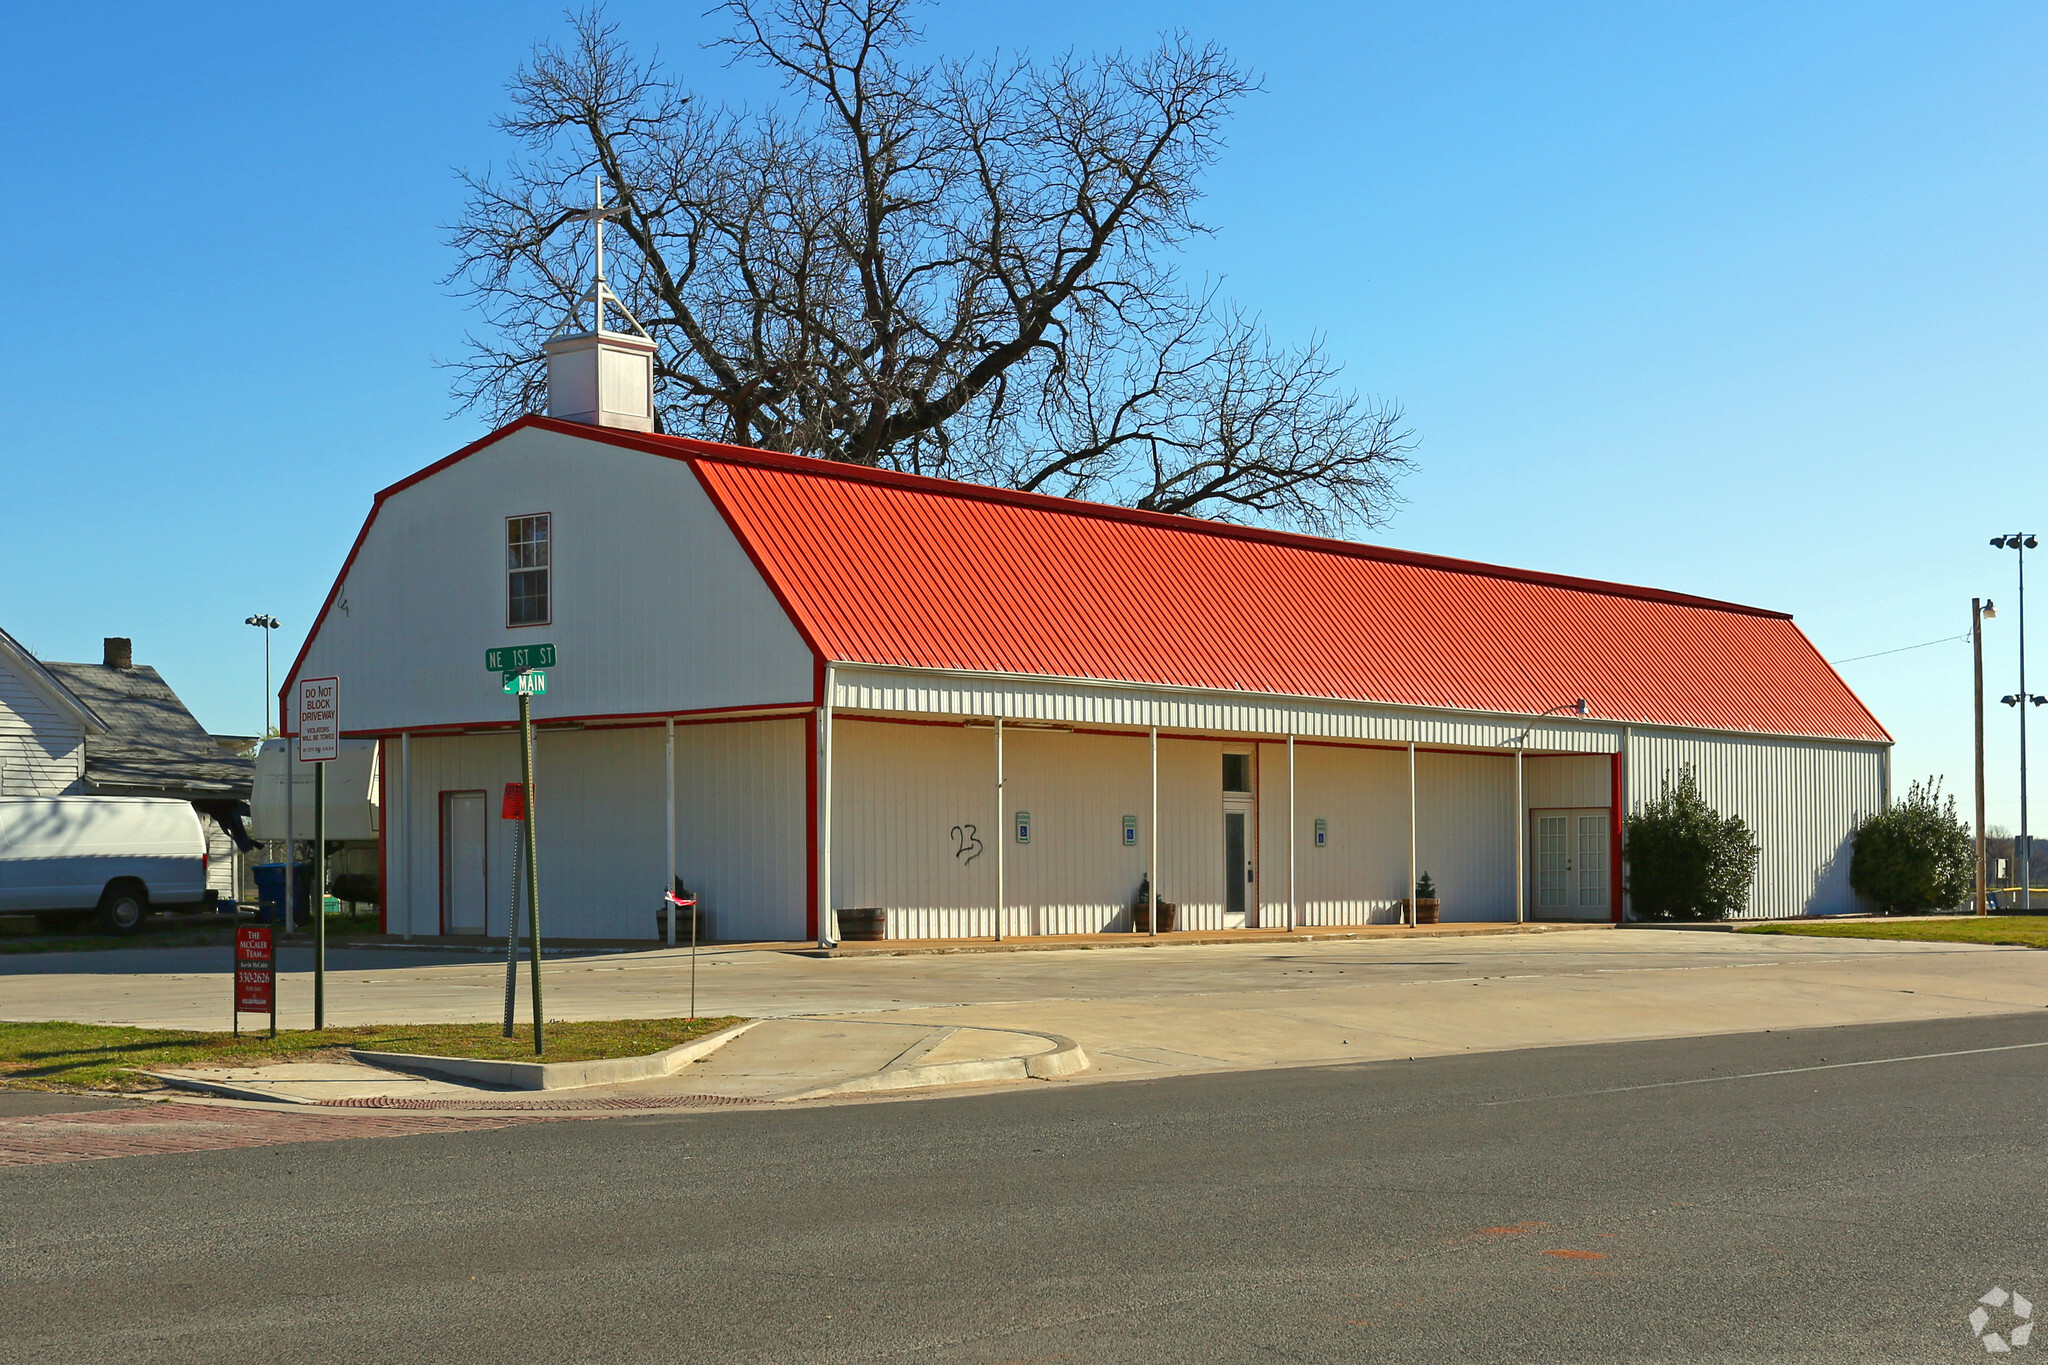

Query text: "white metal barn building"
[283, 370, 1892, 945]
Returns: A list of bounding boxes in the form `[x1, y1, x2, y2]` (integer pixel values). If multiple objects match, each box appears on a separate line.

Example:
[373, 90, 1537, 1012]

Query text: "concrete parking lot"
[7, 928, 2047, 1092]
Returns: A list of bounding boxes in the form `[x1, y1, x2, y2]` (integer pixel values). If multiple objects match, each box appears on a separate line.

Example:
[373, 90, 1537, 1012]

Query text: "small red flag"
[501, 782, 525, 821]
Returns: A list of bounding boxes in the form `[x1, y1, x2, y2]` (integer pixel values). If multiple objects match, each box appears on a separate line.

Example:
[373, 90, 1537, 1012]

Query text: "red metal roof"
[287, 417, 1890, 742]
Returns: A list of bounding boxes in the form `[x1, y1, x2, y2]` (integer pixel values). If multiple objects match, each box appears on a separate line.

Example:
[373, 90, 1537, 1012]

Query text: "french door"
[1531, 807, 1611, 920]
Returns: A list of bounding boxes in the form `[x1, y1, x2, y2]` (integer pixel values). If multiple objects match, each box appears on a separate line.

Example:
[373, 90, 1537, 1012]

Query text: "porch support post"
[1406, 741, 1418, 927]
[665, 718, 676, 946]
[1514, 745, 1525, 924]
[817, 665, 836, 948]
[1149, 725, 1160, 938]
[399, 731, 412, 939]
[1286, 732, 1297, 932]
[987, 720, 995, 945]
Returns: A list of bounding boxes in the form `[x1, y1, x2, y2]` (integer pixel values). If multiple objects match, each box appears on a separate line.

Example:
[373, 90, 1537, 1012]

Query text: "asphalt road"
[4, 1012, 2046, 1364]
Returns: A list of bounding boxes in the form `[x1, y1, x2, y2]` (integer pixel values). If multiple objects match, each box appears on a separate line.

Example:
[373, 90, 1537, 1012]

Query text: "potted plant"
[1410, 872, 1440, 925]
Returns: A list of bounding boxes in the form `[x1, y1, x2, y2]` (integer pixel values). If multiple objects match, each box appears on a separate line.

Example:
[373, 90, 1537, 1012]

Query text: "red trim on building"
[327, 702, 812, 742]
[1610, 752, 1626, 923]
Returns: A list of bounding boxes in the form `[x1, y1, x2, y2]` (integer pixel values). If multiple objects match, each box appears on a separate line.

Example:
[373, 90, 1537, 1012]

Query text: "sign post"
[500, 782, 525, 1039]
[298, 676, 339, 1031]
[233, 924, 276, 1038]
[486, 646, 554, 1055]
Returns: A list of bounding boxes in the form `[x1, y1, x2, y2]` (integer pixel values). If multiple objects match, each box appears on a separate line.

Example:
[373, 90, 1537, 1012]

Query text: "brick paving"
[0, 1101, 554, 1167]
[316, 1093, 764, 1110]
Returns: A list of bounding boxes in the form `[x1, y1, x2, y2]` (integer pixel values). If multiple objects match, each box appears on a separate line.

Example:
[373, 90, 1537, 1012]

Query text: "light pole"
[1990, 536, 2045, 910]
[1974, 598, 1996, 914]
[244, 614, 281, 736]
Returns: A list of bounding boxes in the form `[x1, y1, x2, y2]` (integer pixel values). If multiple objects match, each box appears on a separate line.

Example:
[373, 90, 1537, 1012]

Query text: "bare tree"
[449, 1, 1415, 534]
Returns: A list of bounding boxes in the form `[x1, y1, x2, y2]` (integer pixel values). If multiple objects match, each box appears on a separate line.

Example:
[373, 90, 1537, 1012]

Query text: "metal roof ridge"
[523, 415, 1795, 622]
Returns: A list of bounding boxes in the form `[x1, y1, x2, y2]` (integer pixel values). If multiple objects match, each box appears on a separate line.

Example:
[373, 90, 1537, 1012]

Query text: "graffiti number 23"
[951, 824, 984, 866]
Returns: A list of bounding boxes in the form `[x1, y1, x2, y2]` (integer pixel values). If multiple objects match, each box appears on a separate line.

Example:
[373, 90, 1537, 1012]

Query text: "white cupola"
[543, 175, 657, 432]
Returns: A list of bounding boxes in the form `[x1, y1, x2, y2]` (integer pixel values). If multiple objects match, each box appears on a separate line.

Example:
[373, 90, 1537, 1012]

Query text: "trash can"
[253, 863, 312, 924]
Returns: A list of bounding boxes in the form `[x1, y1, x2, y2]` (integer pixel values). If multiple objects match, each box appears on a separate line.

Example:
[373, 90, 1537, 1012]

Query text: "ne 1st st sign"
[486, 643, 556, 673]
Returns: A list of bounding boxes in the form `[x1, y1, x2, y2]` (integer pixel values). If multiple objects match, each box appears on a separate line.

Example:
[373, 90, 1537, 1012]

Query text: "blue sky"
[2, 2, 2043, 830]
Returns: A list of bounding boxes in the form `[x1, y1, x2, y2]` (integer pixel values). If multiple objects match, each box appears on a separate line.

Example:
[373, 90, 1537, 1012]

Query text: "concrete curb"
[142, 1073, 324, 1105]
[780, 1029, 1088, 1101]
[348, 1020, 761, 1091]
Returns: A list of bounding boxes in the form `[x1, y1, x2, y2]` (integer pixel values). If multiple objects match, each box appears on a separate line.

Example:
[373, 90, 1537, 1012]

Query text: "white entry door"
[441, 791, 489, 935]
[1531, 807, 1611, 921]
[1223, 752, 1256, 928]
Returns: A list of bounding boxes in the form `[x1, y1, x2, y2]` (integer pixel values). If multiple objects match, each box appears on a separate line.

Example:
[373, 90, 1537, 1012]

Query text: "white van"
[0, 796, 210, 933]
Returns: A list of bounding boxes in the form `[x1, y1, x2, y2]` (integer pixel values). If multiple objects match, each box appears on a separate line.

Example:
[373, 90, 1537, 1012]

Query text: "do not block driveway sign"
[298, 677, 339, 763]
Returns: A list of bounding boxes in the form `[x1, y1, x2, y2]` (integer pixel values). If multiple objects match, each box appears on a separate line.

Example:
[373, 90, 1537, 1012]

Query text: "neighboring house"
[0, 624, 103, 797]
[36, 638, 258, 902]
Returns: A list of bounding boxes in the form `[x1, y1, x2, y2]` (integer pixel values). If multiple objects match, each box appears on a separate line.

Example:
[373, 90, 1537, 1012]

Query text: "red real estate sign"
[235, 925, 274, 1013]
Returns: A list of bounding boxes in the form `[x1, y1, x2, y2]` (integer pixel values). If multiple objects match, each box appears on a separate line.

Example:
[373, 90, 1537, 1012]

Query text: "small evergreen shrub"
[1624, 767, 1760, 921]
[1415, 871, 1438, 900]
[1849, 777, 1975, 914]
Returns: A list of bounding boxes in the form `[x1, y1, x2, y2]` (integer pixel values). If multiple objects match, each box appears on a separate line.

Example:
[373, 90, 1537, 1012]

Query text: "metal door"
[441, 791, 488, 934]
[1530, 807, 1611, 921]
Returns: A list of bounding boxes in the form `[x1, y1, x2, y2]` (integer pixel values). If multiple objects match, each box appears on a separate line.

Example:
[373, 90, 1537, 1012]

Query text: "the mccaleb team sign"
[234, 925, 275, 1036]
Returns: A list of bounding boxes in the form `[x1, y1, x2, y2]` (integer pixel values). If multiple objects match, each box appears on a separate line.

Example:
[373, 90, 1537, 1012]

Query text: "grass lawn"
[0, 908, 387, 955]
[0, 1016, 745, 1092]
[1739, 916, 2048, 950]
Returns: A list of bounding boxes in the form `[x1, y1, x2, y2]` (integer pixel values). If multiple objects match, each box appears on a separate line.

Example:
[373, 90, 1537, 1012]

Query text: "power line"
[1828, 633, 1971, 666]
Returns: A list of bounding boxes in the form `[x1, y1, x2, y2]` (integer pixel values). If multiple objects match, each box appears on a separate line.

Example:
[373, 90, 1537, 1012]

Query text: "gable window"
[507, 514, 551, 626]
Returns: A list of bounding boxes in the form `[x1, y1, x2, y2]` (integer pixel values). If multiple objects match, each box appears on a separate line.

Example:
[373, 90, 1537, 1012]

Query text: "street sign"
[503, 670, 548, 696]
[298, 677, 339, 762]
[486, 643, 556, 673]
[501, 782, 525, 820]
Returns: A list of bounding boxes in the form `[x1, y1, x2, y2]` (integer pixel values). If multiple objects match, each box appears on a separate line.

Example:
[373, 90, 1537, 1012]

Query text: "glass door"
[1530, 807, 1612, 921]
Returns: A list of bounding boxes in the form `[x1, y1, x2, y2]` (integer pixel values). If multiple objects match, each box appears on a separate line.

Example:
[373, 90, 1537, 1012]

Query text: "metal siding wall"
[403, 721, 806, 941]
[1624, 733, 1884, 918]
[832, 721, 1231, 938]
[1002, 728, 1152, 934]
[1524, 754, 1611, 809]
[1279, 743, 1412, 925]
[1417, 750, 1516, 921]
[673, 718, 807, 942]
[1159, 738, 1227, 931]
[832, 720, 1001, 938]
[530, 728, 666, 940]
[291, 427, 815, 735]
[402, 733, 521, 937]
[832, 668, 1619, 753]
[403, 729, 661, 940]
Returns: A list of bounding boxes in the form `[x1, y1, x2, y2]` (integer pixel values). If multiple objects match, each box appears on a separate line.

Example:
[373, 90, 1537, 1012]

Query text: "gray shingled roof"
[40, 661, 253, 799]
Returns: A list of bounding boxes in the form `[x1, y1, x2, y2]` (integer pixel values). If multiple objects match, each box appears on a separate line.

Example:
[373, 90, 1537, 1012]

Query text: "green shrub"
[1849, 777, 1975, 914]
[1624, 767, 1760, 920]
